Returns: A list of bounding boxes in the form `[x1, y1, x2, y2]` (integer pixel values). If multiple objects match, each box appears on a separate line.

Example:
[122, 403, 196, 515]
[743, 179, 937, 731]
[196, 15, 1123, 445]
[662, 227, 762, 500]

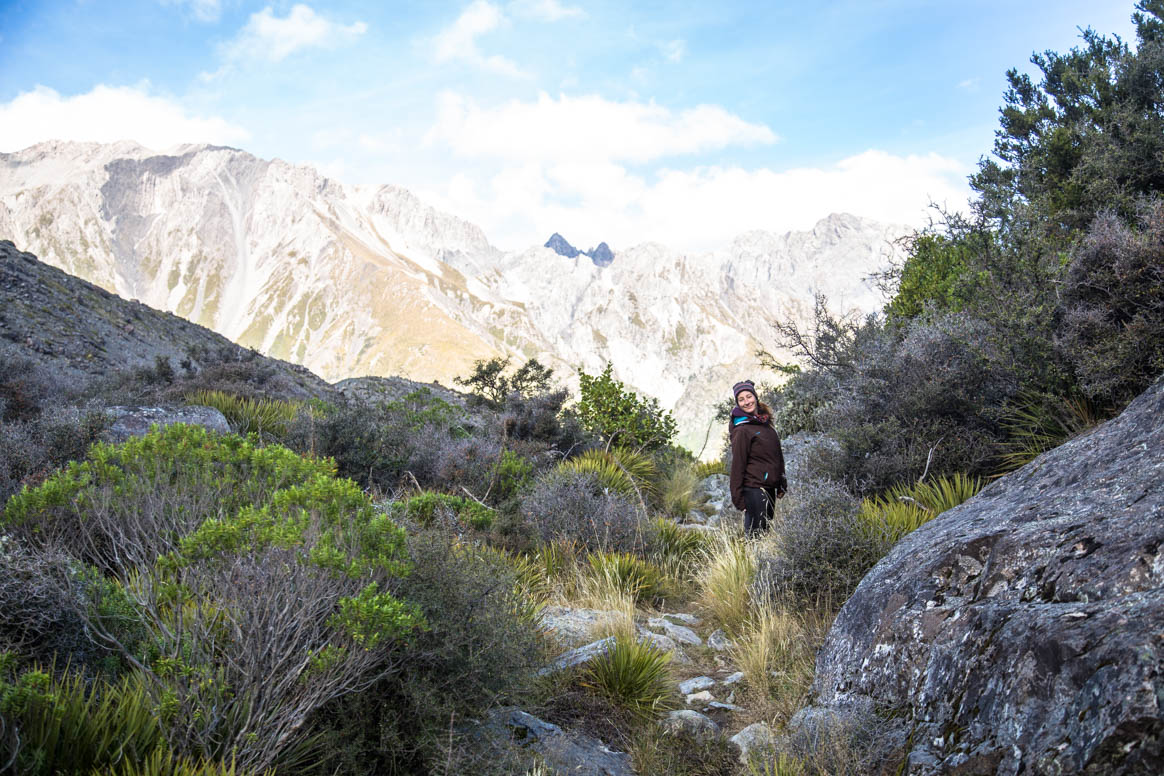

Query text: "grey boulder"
[101, 405, 231, 443]
[801, 377, 1164, 775]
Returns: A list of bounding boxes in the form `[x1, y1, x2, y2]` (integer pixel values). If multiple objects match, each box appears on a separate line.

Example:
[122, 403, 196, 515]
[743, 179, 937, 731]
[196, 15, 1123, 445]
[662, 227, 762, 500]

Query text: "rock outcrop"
[798, 378, 1164, 774]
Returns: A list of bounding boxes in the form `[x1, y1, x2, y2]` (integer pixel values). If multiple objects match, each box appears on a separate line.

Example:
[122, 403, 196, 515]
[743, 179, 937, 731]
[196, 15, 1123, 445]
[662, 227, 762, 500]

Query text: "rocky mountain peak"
[544, 233, 581, 258]
[587, 242, 614, 267]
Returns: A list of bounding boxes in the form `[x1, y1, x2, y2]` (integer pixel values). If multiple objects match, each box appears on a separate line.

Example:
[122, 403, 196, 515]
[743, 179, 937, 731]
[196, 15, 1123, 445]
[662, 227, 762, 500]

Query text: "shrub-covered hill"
[1, 239, 334, 401]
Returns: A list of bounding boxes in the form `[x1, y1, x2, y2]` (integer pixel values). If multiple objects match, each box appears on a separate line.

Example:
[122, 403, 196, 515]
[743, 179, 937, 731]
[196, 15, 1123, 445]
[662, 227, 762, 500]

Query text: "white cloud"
[160, 0, 221, 23]
[509, 0, 585, 21]
[223, 4, 367, 64]
[426, 91, 777, 163]
[0, 85, 250, 152]
[431, 1, 526, 77]
[424, 150, 970, 252]
[661, 39, 685, 63]
[957, 77, 980, 91]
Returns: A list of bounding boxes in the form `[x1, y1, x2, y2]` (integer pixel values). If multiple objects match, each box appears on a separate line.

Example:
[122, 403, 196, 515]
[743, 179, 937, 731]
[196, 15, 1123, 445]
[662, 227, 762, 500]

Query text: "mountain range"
[0, 140, 907, 451]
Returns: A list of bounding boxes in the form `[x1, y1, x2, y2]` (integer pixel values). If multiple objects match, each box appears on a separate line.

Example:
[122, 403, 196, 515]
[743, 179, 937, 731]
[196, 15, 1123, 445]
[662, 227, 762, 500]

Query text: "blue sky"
[0, 0, 1140, 251]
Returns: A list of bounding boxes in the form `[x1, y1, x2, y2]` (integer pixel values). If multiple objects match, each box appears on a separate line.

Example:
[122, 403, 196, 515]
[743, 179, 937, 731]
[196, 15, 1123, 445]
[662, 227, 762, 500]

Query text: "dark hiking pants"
[742, 486, 776, 537]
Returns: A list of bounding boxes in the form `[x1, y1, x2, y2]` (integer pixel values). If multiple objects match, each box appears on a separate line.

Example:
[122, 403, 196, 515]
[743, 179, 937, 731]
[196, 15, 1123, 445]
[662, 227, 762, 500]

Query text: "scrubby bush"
[519, 469, 644, 553]
[3, 424, 336, 576]
[754, 478, 891, 608]
[455, 356, 554, 408]
[0, 406, 109, 505]
[1058, 204, 1164, 406]
[499, 388, 587, 451]
[3, 426, 422, 772]
[308, 529, 543, 776]
[0, 539, 100, 669]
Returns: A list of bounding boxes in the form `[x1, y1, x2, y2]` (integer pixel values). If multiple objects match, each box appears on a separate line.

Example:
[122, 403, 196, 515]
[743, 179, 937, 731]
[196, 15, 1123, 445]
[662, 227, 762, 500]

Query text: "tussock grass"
[693, 459, 726, 478]
[557, 448, 657, 499]
[697, 530, 755, 631]
[656, 460, 703, 517]
[185, 389, 302, 439]
[586, 552, 670, 607]
[580, 634, 675, 720]
[859, 472, 984, 541]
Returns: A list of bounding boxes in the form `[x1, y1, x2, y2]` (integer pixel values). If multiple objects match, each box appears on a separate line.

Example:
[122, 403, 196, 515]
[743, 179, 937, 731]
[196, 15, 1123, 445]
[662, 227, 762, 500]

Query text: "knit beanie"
[732, 380, 756, 400]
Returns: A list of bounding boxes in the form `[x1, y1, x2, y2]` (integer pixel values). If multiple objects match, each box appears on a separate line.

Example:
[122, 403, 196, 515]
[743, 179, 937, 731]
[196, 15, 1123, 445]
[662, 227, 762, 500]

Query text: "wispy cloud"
[160, 0, 222, 23]
[509, 0, 585, 21]
[0, 85, 250, 152]
[222, 4, 367, 64]
[426, 91, 777, 163]
[660, 39, 685, 63]
[431, 1, 526, 77]
[427, 150, 970, 252]
[957, 77, 980, 91]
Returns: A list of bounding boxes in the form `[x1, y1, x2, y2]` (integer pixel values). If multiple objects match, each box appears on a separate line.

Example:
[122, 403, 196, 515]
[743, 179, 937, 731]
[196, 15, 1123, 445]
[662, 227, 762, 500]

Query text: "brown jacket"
[728, 416, 785, 510]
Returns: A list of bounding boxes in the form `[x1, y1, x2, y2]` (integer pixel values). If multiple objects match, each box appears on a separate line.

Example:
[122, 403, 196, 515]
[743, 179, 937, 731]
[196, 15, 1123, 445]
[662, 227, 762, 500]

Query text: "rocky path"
[487, 603, 778, 775]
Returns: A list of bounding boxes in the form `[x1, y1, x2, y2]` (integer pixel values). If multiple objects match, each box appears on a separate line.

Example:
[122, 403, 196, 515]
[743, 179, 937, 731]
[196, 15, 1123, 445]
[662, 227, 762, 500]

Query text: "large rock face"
[1, 140, 906, 451]
[803, 378, 1164, 775]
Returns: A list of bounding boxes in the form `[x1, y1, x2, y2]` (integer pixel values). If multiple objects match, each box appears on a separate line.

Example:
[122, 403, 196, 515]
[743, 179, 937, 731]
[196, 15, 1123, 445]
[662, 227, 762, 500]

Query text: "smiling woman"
[727, 379, 786, 537]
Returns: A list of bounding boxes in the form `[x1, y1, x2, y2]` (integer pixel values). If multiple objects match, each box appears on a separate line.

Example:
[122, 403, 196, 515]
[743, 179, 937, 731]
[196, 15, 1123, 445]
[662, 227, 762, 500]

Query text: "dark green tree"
[455, 356, 554, 407]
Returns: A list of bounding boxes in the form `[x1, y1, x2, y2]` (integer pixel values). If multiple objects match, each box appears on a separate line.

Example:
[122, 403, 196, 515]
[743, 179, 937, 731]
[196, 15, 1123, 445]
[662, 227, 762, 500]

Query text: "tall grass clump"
[995, 390, 1100, 474]
[580, 635, 675, 720]
[731, 605, 812, 720]
[648, 517, 707, 579]
[655, 459, 704, 517]
[697, 531, 755, 632]
[586, 552, 670, 606]
[185, 389, 302, 440]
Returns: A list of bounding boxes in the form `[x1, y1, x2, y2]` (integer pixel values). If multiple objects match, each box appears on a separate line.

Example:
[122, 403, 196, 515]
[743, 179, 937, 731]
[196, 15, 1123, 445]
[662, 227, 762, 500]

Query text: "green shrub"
[491, 448, 534, 502]
[3, 423, 336, 576]
[184, 389, 302, 440]
[575, 364, 677, 450]
[3, 425, 422, 773]
[580, 635, 675, 720]
[0, 665, 163, 776]
[587, 552, 670, 605]
[454, 356, 554, 407]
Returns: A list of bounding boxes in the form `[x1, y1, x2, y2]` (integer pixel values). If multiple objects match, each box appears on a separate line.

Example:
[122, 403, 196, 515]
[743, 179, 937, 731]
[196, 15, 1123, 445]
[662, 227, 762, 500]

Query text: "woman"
[728, 380, 787, 536]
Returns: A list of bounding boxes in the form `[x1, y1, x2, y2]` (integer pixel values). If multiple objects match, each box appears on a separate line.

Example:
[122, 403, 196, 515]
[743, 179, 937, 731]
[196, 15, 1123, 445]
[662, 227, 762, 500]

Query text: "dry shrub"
[519, 469, 646, 554]
[752, 478, 890, 608]
[1059, 203, 1164, 406]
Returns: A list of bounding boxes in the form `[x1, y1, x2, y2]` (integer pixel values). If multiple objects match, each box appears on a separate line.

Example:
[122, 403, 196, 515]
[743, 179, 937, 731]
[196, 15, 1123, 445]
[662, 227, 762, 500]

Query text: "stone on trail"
[729, 722, 775, 765]
[678, 676, 716, 695]
[647, 617, 702, 646]
[663, 612, 701, 626]
[685, 690, 714, 705]
[539, 606, 625, 648]
[661, 710, 720, 743]
[477, 707, 634, 776]
[795, 377, 1164, 775]
[721, 671, 745, 685]
[706, 628, 734, 651]
[538, 637, 614, 676]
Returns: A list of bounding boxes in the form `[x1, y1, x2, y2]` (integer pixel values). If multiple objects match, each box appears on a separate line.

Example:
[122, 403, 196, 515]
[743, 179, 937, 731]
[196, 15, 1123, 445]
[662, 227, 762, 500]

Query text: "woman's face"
[736, 390, 757, 413]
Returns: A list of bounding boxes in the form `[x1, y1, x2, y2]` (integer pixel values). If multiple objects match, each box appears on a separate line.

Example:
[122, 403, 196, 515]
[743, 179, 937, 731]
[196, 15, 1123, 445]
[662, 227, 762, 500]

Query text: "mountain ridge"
[0, 140, 907, 451]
